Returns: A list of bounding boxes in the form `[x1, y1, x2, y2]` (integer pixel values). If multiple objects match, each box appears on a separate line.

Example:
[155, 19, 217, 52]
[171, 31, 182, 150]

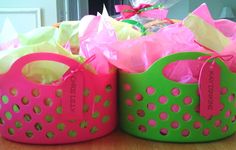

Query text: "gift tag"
[199, 61, 221, 119]
[62, 70, 83, 120]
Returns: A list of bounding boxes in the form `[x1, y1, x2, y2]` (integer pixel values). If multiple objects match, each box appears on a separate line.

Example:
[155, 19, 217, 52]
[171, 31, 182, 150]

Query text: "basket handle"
[147, 52, 209, 84]
[10, 52, 80, 76]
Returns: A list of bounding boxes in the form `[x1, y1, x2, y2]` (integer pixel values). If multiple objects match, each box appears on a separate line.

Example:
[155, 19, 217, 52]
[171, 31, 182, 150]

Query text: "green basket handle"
[145, 52, 228, 85]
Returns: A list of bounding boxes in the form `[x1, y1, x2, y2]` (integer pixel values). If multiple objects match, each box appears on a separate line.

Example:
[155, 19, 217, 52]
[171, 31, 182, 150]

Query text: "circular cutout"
[225, 110, 231, 118]
[32, 89, 40, 97]
[13, 104, 20, 112]
[15, 121, 22, 128]
[159, 96, 168, 104]
[10, 88, 18, 96]
[34, 123, 42, 131]
[127, 114, 135, 122]
[0, 118, 4, 125]
[171, 104, 180, 112]
[146, 86, 155, 95]
[137, 109, 145, 117]
[56, 106, 62, 114]
[25, 131, 33, 138]
[183, 97, 192, 105]
[83, 88, 90, 97]
[229, 94, 235, 102]
[214, 120, 222, 127]
[221, 87, 228, 95]
[160, 128, 168, 136]
[222, 125, 228, 133]
[44, 98, 53, 107]
[33, 106, 41, 114]
[183, 113, 192, 121]
[105, 84, 112, 92]
[46, 131, 54, 139]
[45, 115, 53, 123]
[232, 116, 236, 123]
[80, 121, 88, 128]
[135, 93, 143, 101]
[147, 103, 156, 111]
[8, 128, 14, 135]
[171, 121, 179, 129]
[171, 88, 180, 96]
[2, 95, 9, 104]
[203, 128, 210, 136]
[103, 100, 110, 107]
[83, 104, 89, 113]
[68, 130, 77, 137]
[182, 129, 190, 137]
[92, 112, 100, 119]
[24, 114, 31, 122]
[94, 95, 102, 103]
[193, 121, 201, 129]
[5, 112, 12, 120]
[138, 125, 147, 132]
[56, 89, 63, 98]
[123, 83, 131, 91]
[21, 97, 29, 105]
[57, 123, 65, 131]
[102, 116, 110, 123]
[148, 119, 156, 127]
[125, 99, 133, 107]
[159, 112, 168, 120]
[90, 126, 98, 134]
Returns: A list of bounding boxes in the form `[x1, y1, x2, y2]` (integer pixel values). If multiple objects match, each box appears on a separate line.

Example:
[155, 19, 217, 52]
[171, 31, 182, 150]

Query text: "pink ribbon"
[115, 4, 168, 20]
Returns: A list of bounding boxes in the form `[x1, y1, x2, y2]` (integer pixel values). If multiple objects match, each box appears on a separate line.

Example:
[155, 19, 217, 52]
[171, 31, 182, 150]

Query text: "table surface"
[0, 129, 236, 150]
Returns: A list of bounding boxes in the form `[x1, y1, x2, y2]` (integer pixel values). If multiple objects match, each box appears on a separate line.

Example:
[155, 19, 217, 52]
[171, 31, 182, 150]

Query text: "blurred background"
[0, 0, 235, 33]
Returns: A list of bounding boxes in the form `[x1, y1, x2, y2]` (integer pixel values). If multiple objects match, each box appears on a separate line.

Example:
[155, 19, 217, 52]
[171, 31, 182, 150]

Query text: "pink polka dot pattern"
[215, 120, 222, 127]
[160, 112, 168, 120]
[183, 97, 192, 105]
[123, 84, 131, 91]
[160, 128, 168, 136]
[148, 120, 156, 127]
[222, 125, 228, 133]
[171, 88, 180, 96]
[147, 103, 156, 111]
[183, 113, 192, 121]
[146, 87, 155, 95]
[225, 110, 231, 118]
[127, 115, 134, 122]
[203, 128, 210, 136]
[159, 96, 168, 104]
[171, 121, 179, 129]
[193, 122, 201, 129]
[135, 94, 143, 101]
[182, 129, 190, 137]
[171, 104, 180, 112]
[221, 88, 228, 95]
[137, 110, 145, 117]
[125, 99, 133, 106]
[228, 94, 235, 102]
[138, 125, 147, 132]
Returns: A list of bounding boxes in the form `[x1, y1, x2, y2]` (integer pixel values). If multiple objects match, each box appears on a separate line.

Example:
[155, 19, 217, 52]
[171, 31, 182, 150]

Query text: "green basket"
[119, 52, 236, 142]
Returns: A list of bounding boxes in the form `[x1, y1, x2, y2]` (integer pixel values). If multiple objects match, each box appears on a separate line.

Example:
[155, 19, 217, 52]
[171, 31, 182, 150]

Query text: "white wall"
[0, 0, 58, 33]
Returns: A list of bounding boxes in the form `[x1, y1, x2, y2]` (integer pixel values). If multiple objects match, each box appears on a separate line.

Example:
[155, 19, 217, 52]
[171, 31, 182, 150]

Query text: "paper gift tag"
[199, 61, 221, 119]
[62, 70, 83, 120]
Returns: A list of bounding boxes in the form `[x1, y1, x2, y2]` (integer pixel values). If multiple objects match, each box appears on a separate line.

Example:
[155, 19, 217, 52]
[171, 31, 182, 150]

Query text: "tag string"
[52, 55, 96, 85]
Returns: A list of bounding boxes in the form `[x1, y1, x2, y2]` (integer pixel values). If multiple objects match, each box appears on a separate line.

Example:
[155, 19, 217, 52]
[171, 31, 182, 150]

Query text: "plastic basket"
[119, 52, 236, 142]
[0, 53, 117, 144]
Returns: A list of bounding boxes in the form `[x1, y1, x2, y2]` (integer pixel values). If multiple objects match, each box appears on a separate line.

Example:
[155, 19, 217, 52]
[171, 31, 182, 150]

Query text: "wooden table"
[0, 129, 236, 150]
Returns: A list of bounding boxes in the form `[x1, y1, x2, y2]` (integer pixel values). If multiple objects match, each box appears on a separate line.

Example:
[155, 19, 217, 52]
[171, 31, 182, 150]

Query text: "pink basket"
[0, 53, 117, 144]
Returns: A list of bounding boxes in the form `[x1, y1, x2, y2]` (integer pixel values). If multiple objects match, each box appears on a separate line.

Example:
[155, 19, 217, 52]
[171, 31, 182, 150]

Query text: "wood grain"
[0, 129, 236, 150]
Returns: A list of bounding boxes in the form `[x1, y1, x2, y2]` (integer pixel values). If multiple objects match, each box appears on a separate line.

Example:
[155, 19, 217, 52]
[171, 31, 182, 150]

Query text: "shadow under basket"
[119, 52, 236, 142]
[0, 53, 117, 144]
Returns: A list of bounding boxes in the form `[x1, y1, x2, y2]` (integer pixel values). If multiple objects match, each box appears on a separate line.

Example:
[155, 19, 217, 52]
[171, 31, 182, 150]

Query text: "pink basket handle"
[10, 52, 80, 75]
